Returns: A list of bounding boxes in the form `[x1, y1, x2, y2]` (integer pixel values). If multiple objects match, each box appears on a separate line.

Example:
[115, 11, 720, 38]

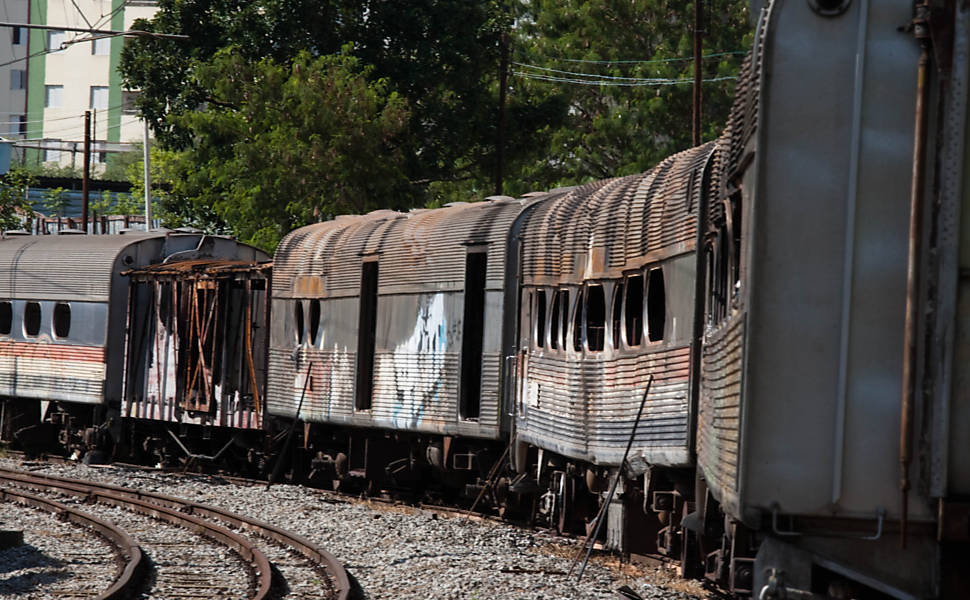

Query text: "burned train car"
[0, 232, 266, 460]
[509, 143, 715, 546]
[121, 247, 271, 467]
[266, 199, 539, 491]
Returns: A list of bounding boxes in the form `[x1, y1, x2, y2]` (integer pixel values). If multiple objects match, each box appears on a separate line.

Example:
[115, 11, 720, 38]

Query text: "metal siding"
[517, 345, 691, 467]
[0, 340, 105, 403]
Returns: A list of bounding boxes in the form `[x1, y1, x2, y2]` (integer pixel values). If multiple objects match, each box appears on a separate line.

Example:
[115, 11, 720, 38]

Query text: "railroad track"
[0, 466, 353, 600]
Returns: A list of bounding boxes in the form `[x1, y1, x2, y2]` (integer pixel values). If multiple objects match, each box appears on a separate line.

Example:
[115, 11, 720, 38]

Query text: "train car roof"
[517, 142, 717, 285]
[0, 233, 265, 302]
[274, 196, 548, 298]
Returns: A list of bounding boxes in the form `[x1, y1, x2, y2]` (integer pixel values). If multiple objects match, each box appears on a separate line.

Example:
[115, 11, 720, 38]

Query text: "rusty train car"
[1, 0, 969, 597]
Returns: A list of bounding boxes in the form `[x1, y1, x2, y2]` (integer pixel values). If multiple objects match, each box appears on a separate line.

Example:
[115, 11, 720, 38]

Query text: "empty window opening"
[460, 252, 487, 420]
[625, 274, 644, 346]
[308, 300, 321, 345]
[611, 283, 623, 350]
[549, 290, 562, 350]
[0, 302, 10, 334]
[534, 289, 546, 348]
[53, 303, 70, 338]
[573, 288, 585, 352]
[647, 268, 666, 342]
[730, 192, 743, 293]
[559, 290, 570, 350]
[586, 285, 606, 351]
[294, 301, 305, 344]
[24, 302, 41, 337]
[355, 261, 379, 410]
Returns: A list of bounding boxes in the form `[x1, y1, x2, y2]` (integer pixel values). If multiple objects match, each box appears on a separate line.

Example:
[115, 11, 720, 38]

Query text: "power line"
[554, 51, 745, 65]
[513, 71, 737, 87]
[513, 61, 703, 83]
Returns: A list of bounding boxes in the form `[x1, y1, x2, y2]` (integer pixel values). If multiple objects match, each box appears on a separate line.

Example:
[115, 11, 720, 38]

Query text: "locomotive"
[2, 0, 969, 597]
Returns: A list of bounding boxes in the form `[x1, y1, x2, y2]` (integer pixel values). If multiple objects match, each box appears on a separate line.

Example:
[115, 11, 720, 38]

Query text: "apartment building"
[1, 0, 157, 170]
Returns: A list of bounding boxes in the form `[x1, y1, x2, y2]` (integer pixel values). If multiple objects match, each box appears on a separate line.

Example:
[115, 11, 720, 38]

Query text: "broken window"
[24, 302, 40, 337]
[294, 301, 305, 344]
[625, 274, 644, 347]
[53, 303, 70, 338]
[586, 284, 606, 352]
[573, 288, 584, 352]
[550, 290, 562, 350]
[611, 282, 624, 350]
[308, 300, 321, 345]
[647, 268, 666, 342]
[535, 289, 546, 348]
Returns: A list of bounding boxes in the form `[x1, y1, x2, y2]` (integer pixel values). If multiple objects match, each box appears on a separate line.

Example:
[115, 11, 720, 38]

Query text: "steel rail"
[0, 467, 351, 600]
[0, 485, 145, 600]
[0, 470, 273, 600]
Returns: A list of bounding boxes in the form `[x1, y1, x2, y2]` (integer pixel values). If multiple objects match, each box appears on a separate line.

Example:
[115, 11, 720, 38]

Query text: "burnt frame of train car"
[121, 260, 272, 470]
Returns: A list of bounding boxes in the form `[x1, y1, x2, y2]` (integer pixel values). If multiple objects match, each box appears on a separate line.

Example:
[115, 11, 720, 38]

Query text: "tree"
[145, 50, 411, 250]
[119, 0, 564, 207]
[508, 0, 751, 187]
[42, 187, 70, 231]
[0, 169, 33, 233]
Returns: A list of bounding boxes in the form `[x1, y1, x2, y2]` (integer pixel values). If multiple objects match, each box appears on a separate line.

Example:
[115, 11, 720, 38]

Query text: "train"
[1, 0, 967, 597]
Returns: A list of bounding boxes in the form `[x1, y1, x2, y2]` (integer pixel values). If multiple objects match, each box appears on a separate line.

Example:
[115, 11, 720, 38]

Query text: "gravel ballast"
[0, 457, 708, 600]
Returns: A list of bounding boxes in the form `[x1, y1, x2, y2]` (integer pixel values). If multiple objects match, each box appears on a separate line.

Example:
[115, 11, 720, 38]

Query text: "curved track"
[0, 467, 352, 600]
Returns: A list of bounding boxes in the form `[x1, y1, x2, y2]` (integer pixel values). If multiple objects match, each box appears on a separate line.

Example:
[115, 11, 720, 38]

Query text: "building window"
[44, 140, 61, 163]
[12, 27, 26, 45]
[45, 85, 64, 108]
[10, 70, 25, 90]
[122, 90, 140, 115]
[91, 37, 110, 55]
[47, 30, 66, 53]
[90, 86, 109, 110]
[8, 115, 26, 137]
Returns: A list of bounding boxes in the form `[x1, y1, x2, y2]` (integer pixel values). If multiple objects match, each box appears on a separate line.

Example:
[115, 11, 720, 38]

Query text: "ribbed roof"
[518, 142, 716, 285]
[273, 198, 534, 298]
[0, 233, 163, 301]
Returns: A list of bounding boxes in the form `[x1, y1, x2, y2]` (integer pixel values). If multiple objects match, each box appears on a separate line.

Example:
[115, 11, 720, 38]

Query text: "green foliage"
[0, 169, 34, 232]
[510, 0, 751, 188]
[144, 50, 411, 250]
[42, 187, 69, 218]
[118, 0, 752, 248]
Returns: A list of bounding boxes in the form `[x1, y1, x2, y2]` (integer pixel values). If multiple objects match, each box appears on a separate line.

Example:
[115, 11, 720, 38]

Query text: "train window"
[355, 261, 379, 411]
[460, 251, 487, 420]
[586, 284, 606, 351]
[572, 288, 584, 352]
[0, 302, 10, 335]
[535, 290, 546, 348]
[308, 300, 321, 345]
[24, 302, 41, 337]
[625, 274, 644, 346]
[549, 290, 562, 350]
[294, 301, 305, 344]
[611, 282, 623, 350]
[53, 303, 70, 338]
[647, 268, 666, 342]
[559, 290, 570, 350]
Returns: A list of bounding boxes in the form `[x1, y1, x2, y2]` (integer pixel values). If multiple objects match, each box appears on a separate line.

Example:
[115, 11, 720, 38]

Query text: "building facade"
[1, 0, 157, 170]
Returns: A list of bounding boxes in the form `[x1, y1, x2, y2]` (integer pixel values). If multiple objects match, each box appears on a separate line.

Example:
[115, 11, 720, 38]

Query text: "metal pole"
[572, 375, 654, 581]
[496, 33, 509, 196]
[692, 0, 703, 147]
[267, 362, 313, 489]
[143, 120, 151, 230]
[82, 110, 90, 233]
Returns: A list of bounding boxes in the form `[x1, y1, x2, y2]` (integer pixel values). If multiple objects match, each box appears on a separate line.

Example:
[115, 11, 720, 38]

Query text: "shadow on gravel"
[0, 544, 70, 593]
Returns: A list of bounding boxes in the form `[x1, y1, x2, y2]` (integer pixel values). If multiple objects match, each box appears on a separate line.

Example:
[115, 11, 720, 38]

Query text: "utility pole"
[692, 0, 703, 147]
[143, 120, 151, 230]
[496, 33, 509, 196]
[82, 111, 90, 233]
